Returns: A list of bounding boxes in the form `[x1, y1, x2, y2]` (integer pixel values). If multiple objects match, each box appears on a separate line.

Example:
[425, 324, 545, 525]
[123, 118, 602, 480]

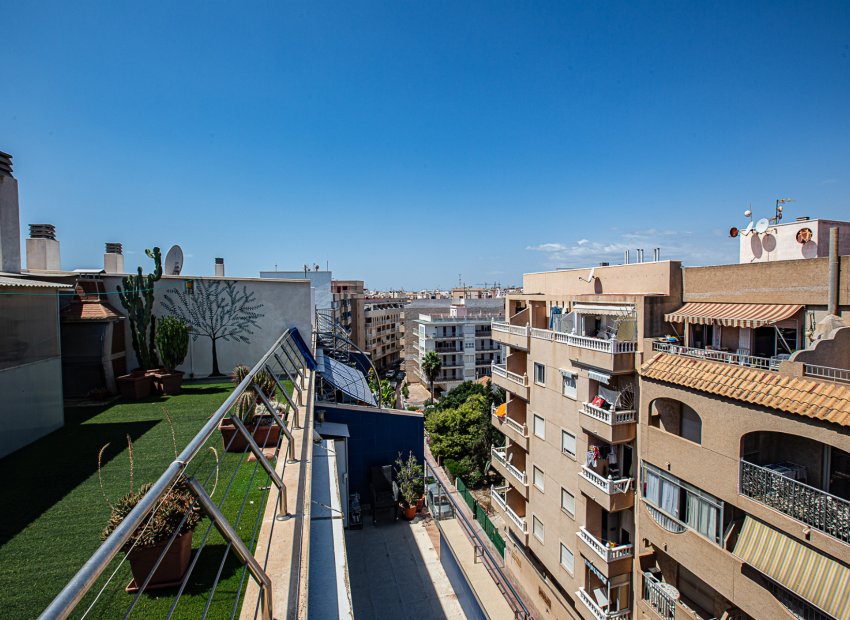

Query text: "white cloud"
[526, 242, 569, 252]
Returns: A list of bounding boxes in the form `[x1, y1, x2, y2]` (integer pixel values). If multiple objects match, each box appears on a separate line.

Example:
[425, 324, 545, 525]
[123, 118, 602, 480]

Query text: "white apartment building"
[414, 301, 504, 393]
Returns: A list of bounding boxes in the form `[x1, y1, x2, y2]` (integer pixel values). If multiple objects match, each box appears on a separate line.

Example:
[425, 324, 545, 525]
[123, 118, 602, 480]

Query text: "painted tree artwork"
[161, 280, 265, 376]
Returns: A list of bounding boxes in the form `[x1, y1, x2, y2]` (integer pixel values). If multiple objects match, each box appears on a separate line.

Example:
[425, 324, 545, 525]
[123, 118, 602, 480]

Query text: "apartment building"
[351, 297, 407, 372]
[636, 251, 850, 620]
[331, 279, 365, 333]
[413, 300, 504, 393]
[489, 260, 683, 620]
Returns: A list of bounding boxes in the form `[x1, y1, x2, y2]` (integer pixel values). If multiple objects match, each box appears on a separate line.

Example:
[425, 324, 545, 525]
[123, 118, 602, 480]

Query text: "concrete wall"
[738, 218, 850, 264]
[522, 261, 680, 298]
[0, 357, 64, 459]
[316, 402, 424, 502]
[103, 275, 312, 377]
[260, 270, 332, 313]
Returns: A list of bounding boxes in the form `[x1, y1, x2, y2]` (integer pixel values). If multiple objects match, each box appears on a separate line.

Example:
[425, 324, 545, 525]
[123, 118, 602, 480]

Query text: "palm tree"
[421, 352, 442, 401]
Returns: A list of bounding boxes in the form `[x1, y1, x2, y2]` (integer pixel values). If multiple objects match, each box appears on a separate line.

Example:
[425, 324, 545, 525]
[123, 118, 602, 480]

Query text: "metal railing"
[803, 363, 850, 384]
[580, 466, 633, 495]
[490, 485, 528, 533]
[581, 401, 636, 425]
[578, 526, 634, 562]
[740, 460, 850, 543]
[491, 446, 527, 485]
[40, 329, 311, 620]
[652, 341, 778, 370]
[578, 587, 632, 620]
[568, 334, 637, 354]
[642, 572, 676, 620]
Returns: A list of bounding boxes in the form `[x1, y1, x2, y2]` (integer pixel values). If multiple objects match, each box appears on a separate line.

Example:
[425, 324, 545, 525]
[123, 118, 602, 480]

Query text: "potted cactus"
[218, 364, 284, 452]
[395, 451, 424, 520]
[153, 316, 189, 395]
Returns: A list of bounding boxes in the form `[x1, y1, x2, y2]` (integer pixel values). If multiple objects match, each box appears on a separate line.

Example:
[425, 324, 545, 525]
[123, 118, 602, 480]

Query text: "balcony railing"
[651, 341, 779, 371]
[492, 405, 529, 437]
[740, 459, 850, 543]
[579, 526, 634, 562]
[581, 466, 633, 495]
[491, 363, 528, 387]
[581, 401, 636, 425]
[491, 320, 528, 337]
[530, 327, 555, 341]
[642, 572, 676, 620]
[492, 446, 527, 485]
[568, 334, 637, 354]
[803, 363, 850, 384]
[490, 485, 528, 532]
[577, 587, 632, 620]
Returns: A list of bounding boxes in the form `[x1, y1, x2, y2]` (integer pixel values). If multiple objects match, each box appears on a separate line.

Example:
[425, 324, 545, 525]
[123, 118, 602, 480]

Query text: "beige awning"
[733, 516, 850, 619]
[664, 302, 802, 328]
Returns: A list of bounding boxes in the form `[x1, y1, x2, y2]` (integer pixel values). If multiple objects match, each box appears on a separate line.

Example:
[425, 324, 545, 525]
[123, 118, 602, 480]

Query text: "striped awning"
[733, 517, 850, 619]
[664, 302, 802, 328]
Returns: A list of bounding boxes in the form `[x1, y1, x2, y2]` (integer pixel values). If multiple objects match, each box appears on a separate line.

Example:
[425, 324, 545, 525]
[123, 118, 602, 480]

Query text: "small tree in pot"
[219, 364, 284, 452]
[395, 451, 424, 520]
[153, 316, 189, 395]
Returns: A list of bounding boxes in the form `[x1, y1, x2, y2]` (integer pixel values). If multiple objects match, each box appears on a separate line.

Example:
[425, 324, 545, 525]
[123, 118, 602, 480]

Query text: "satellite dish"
[579, 268, 596, 283]
[164, 245, 184, 275]
[729, 227, 739, 238]
[742, 221, 754, 236]
[755, 218, 770, 234]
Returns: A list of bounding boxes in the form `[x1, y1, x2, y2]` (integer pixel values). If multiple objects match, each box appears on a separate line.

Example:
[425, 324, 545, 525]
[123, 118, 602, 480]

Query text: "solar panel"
[317, 348, 377, 406]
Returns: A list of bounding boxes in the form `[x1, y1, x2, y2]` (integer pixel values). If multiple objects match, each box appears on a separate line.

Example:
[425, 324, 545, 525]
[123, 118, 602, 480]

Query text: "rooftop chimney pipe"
[828, 226, 839, 316]
[104, 242, 124, 274]
[215, 257, 225, 277]
[636, 249, 644, 263]
[0, 151, 21, 272]
[654, 248, 661, 262]
[624, 250, 630, 264]
[26, 223, 61, 271]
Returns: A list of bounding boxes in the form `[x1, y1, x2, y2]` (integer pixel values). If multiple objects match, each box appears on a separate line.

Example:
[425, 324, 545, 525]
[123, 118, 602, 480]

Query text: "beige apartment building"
[350, 297, 407, 372]
[331, 279, 364, 334]
[491, 247, 850, 620]
[490, 260, 683, 620]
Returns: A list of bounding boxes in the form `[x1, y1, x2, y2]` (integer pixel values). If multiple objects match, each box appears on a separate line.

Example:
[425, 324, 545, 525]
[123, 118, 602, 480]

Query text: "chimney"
[215, 257, 225, 277]
[653, 248, 661, 261]
[636, 249, 644, 263]
[828, 227, 839, 316]
[624, 250, 630, 264]
[26, 224, 61, 271]
[104, 242, 124, 274]
[0, 151, 22, 273]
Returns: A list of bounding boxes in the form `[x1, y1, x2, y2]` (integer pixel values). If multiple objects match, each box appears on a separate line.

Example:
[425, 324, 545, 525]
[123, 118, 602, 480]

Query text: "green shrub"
[155, 316, 189, 371]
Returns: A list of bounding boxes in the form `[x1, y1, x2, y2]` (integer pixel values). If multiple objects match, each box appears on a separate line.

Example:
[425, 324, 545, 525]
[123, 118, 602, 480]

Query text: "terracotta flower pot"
[218, 417, 282, 453]
[416, 496, 425, 511]
[154, 371, 184, 395]
[401, 505, 417, 521]
[117, 372, 153, 400]
[126, 530, 193, 592]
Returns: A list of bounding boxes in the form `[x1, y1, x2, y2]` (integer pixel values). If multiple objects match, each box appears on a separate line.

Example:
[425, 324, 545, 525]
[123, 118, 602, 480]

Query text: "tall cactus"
[117, 247, 163, 370]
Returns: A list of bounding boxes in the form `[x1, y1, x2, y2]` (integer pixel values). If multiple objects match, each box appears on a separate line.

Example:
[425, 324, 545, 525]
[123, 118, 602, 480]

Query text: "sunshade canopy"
[733, 516, 850, 619]
[664, 302, 802, 328]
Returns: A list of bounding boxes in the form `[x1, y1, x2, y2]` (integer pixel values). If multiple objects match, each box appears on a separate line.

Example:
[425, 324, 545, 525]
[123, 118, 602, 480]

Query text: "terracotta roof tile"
[640, 353, 850, 428]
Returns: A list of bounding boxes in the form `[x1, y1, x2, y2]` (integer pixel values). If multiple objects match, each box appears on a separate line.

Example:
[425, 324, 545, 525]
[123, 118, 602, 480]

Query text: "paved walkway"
[345, 517, 466, 620]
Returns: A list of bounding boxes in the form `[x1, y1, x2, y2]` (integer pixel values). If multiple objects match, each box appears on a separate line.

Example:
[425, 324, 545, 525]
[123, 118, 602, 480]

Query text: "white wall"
[0, 357, 64, 458]
[104, 275, 312, 378]
[259, 270, 332, 313]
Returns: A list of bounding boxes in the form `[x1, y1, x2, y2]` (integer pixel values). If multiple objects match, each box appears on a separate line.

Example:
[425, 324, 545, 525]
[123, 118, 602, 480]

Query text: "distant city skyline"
[3, 2, 849, 289]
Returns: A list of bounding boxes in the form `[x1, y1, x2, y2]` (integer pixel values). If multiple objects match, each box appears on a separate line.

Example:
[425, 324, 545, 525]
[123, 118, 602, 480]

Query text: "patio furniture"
[369, 465, 399, 524]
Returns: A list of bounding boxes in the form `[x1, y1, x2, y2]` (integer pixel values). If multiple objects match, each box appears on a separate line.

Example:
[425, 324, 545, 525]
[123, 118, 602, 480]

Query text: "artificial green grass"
[0, 383, 286, 619]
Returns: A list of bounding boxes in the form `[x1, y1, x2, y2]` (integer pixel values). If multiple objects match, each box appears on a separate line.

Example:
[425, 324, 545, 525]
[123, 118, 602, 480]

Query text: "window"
[533, 466, 545, 491]
[562, 372, 576, 399]
[641, 461, 724, 544]
[561, 430, 576, 458]
[561, 488, 575, 516]
[532, 515, 544, 542]
[533, 414, 545, 439]
[534, 363, 545, 385]
[559, 543, 574, 573]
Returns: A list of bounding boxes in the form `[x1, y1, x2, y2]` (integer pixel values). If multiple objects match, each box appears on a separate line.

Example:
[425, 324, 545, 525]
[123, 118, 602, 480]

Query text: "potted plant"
[103, 479, 201, 591]
[218, 365, 284, 452]
[153, 316, 189, 395]
[395, 451, 424, 520]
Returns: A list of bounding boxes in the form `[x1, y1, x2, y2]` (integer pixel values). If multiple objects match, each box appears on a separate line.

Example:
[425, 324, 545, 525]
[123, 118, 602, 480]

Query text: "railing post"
[253, 384, 297, 464]
[230, 415, 290, 517]
[186, 477, 274, 620]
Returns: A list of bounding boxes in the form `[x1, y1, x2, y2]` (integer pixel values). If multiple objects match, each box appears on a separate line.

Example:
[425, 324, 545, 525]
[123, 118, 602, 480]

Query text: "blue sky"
[2, 1, 849, 290]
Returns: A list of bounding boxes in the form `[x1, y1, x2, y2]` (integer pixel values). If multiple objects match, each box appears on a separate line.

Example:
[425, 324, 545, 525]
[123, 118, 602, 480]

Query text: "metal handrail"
[642, 572, 676, 620]
[40, 329, 310, 620]
[652, 341, 778, 370]
[803, 363, 850, 384]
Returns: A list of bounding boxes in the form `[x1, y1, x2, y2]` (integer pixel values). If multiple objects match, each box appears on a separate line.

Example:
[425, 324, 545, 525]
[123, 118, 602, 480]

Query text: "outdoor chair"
[369, 465, 399, 524]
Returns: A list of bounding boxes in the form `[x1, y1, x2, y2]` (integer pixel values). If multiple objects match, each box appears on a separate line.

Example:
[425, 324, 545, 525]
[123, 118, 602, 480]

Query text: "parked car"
[425, 483, 454, 520]
[386, 370, 397, 379]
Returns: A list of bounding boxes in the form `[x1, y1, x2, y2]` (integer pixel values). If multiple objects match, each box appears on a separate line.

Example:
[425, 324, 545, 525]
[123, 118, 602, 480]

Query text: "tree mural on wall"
[161, 279, 265, 376]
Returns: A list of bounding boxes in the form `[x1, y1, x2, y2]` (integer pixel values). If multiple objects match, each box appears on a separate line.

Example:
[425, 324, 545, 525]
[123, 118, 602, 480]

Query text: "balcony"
[491, 446, 528, 497]
[491, 363, 529, 400]
[490, 485, 528, 542]
[579, 465, 634, 512]
[579, 402, 636, 444]
[577, 527, 633, 578]
[491, 320, 529, 351]
[568, 335, 637, 373]
[577, 587, 632, 620]
[491, 405, 529, 451]
[651, 341, 782, 371]
[739, 459, 850, 544]
[641, 572, 676, 620]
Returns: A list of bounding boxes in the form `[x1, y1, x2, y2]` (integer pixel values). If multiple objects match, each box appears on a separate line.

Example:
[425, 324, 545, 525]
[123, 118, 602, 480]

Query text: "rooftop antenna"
[773, 198, 794, 224]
